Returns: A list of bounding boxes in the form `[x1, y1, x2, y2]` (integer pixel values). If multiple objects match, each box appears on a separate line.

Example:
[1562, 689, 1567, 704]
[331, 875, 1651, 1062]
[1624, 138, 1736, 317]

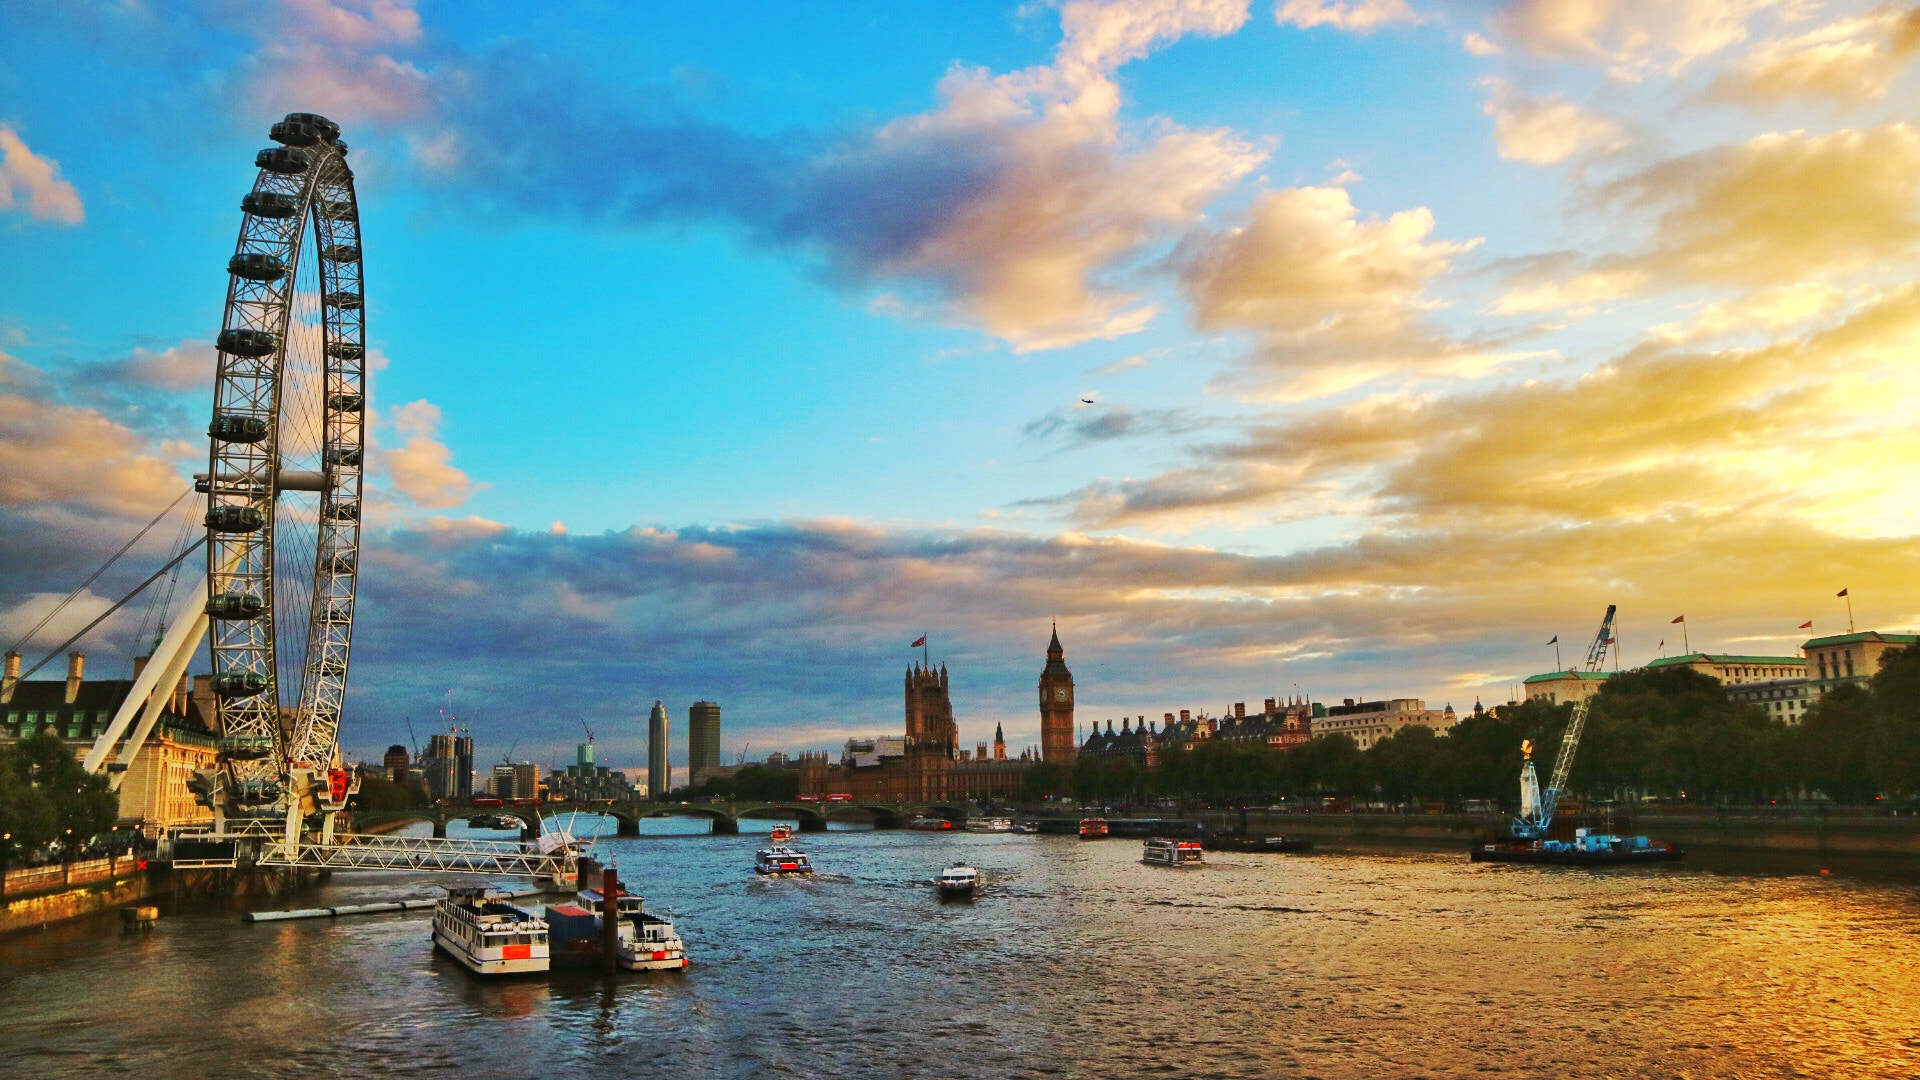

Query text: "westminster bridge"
[350, 798, 968, 839]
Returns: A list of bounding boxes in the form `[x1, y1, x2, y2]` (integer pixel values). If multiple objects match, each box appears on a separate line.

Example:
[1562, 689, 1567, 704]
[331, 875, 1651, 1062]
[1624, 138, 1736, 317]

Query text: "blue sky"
[4, 1, 1919, 777]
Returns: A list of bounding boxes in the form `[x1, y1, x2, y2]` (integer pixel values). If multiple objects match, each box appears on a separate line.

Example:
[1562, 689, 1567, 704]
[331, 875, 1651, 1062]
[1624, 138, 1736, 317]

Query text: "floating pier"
[243, 886, 557, 923]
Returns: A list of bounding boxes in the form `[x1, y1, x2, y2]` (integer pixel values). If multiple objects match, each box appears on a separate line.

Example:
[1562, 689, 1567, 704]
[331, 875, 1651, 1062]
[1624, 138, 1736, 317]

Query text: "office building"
[688, 701, 721, 788]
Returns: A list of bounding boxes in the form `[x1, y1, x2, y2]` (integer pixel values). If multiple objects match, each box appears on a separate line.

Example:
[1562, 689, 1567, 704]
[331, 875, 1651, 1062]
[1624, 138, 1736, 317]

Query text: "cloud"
[1647, 283, 1844, 344]
[409, 4, 1261, 352]
[1494, 123, 1920, 313]
[84, 339, 217, 392]
[1488, 0, 1784, 79]
[280, 0, 422, 48]
[1462, 31, 1502, 56]
[1022, 403, 1208, 447]
[1276, 0, 1421, 32]
[1709, 4, 1920, 106]
[0, 125, 84, 225]
[1037, 283, 1920, 534]
[1176, 184, 1493, 397]
[380, 399, 475, 510]
[1602, 122, 1920, 288]
[1479, 78, 1630, 165]
[0, 353, 186, 519]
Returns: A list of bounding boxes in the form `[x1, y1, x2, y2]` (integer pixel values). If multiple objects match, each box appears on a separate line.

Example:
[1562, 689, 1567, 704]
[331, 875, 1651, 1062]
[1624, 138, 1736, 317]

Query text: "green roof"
[1523, 670, 1611, 684]
[1803, 631, 1919, 648]
[1646, 653, 1804, 668]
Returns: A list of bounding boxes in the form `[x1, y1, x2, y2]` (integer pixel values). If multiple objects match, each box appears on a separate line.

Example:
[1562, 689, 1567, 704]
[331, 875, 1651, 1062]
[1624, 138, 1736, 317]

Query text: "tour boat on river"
[1141, 837, 1203, 867]
[432, 886, 550, 976]
[768, 823, 794, 842]
[965, 817, 1014, 833]
[909, 816, 956, 831]
[937, 863, 979, 898]
[579, 884, 689, 971]
[1079, 818, 1110, 839]
[755, 846, 814, 875]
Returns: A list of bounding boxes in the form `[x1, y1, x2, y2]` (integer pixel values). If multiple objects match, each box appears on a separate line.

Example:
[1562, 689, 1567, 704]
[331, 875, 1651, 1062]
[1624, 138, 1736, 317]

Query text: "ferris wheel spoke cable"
[18, 536, 209, 682]
[4, 484, 194, 658]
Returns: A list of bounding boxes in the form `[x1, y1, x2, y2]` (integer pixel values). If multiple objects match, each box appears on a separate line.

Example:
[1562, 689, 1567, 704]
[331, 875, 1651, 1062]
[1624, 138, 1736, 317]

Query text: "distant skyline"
[3, 1, 1918, 771]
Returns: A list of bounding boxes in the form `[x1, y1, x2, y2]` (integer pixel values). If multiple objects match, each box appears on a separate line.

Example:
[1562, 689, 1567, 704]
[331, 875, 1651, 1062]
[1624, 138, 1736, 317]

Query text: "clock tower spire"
[1038, 621, 1076, 766]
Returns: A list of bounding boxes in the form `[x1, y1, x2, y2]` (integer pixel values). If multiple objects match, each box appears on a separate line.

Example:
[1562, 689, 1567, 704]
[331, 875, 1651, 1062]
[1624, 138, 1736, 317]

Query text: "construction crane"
[404, 716, 421, 760]
[735, 742, 751, 766]
[1583, 603, 1618, 672]
[500, 740, 519, 765]
[1512, 604, 1614, 839]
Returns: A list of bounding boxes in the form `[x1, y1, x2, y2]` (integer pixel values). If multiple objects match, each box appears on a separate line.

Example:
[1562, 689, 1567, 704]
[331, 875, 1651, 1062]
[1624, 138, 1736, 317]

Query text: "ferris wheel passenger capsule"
[227, 253, 288, 281]
[209, 414, 270, 443]
[255, 146, 311, 174]
[241, 191, 300, 219]
[206, 592, 266, 620]
[211, 672, 269, 699]
[205, 506, 265, 533]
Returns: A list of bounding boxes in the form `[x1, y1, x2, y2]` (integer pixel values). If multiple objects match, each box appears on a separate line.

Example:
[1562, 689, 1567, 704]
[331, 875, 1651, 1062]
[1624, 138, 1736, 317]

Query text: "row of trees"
[1047, 647, 1920, 809]
[0, 730, 120, 859]
[678, 764, 800, 802]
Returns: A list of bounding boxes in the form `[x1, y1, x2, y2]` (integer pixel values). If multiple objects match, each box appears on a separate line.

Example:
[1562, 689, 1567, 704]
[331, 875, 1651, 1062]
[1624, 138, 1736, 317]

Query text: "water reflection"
[2, 830, 1916, 1079]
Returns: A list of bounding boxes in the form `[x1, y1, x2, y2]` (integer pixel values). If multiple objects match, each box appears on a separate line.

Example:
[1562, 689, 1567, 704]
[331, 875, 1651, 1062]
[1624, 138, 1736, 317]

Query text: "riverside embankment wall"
[2, 867, 169, 936]
[1195, 809, 1920, 857]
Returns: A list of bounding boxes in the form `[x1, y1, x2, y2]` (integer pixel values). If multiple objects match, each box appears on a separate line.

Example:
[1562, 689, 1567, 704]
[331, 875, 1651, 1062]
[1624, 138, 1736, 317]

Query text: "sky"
[3, 0, 1919, 777]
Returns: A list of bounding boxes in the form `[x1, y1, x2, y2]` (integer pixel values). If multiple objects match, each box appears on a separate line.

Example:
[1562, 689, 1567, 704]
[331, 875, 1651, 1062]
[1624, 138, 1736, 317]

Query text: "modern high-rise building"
[453, 735, 475, 799]
[383, 744, 411, 783]
[687, 701, 721, 788]
[648, 700, 670, 799]
[1039, 623, 1076, 766]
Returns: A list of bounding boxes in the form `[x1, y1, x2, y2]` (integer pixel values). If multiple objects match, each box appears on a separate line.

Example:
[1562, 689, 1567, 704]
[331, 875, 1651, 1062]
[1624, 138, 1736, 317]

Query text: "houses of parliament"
[798, 626, 1078, 803]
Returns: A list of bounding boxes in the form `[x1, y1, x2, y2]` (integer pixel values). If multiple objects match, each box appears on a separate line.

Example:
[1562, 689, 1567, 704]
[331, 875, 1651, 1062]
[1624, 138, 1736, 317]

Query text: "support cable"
[19, 535, 208, 681]
[4, 485, 193, 657]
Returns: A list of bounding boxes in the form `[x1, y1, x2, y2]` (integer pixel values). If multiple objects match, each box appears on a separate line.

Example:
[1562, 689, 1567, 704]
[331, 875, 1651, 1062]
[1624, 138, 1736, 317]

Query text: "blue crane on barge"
[1512, 604, 1614, 840]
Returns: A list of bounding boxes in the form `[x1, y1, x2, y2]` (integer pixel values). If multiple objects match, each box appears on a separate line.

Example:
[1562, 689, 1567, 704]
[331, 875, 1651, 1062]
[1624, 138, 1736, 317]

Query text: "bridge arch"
[735, 803, 828, 831]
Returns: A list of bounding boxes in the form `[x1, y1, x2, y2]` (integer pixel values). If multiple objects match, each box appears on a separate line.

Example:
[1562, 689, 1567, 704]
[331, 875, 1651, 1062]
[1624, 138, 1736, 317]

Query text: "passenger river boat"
[965, 817, 1013, 833]
[768, 823, 794, 842]
[937, 863, 979, 899]
[755, 846, 814, 875]
[909, 816, 956, 831]
[579, 884, 689, 971]
[1141, 837, 1204, 867]
[432, 886, 550, 976]
[1078, 818, 1109, 839]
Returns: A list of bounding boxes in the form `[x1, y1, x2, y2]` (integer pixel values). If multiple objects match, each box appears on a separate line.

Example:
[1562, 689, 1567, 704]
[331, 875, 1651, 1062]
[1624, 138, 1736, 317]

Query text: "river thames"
[3, 817, 1917, 1079]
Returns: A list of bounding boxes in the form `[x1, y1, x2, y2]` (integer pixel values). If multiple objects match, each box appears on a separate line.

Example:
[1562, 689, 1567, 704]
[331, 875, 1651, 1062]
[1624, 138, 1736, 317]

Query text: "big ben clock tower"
[1038, 622, 1076, 766]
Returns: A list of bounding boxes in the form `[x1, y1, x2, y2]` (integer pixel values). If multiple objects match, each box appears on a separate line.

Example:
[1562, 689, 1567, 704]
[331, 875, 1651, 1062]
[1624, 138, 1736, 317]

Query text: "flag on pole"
[910, 635, 927, 648]
[1547, 635, 1557, 645]
[1671, 615, 1685, 624]
[1799, 620, 1813, 629]
[1836, 588, 1849, 597]
[1657, 640, 1664, 649]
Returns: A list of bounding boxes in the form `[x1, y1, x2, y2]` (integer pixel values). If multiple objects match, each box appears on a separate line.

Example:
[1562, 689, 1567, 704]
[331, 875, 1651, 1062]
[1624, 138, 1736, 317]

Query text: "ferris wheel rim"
[204, 112, 367, 801]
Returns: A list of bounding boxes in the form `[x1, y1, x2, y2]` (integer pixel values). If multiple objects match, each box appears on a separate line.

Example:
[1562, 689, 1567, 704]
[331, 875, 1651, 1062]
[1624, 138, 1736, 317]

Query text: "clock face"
[1053, 687, 1068, 702]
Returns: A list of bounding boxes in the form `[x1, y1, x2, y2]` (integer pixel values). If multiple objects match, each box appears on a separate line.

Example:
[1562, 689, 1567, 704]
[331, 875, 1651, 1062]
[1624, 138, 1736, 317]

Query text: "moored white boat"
[964, 817, 1014, 833]
[1141, 837, 1203, 868]
[937, 863, 979, 898]
[432, 886, 550, 976]
[755, 846, 813, 875]
[580, 884, 689, 971]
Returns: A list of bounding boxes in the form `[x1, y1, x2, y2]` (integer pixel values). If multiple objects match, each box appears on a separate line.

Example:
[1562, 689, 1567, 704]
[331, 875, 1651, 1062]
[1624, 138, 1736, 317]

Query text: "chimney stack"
[65, 652, 86, 704]
[1234, 701, 1246, 719]
[1264, 697, 1277, 715]
[1, 651, 19, 704]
